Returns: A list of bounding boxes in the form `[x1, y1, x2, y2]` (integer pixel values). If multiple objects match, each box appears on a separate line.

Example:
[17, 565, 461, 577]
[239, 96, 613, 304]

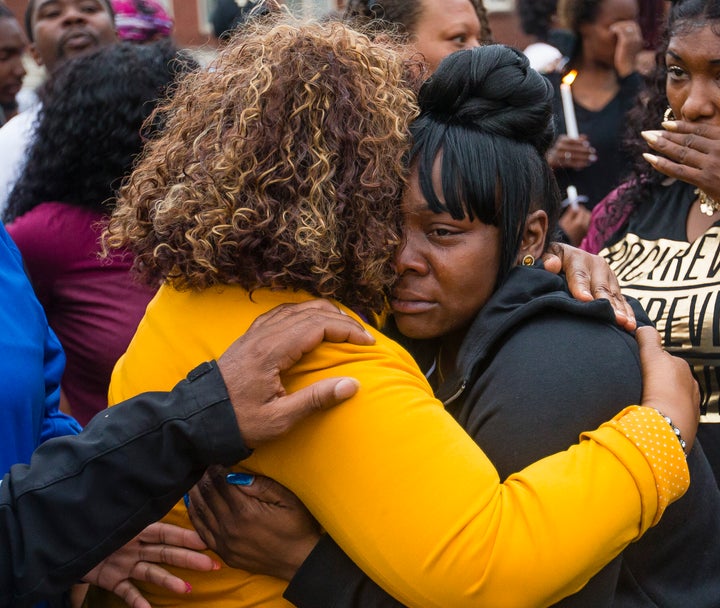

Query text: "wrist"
[654, 409, 688, 457]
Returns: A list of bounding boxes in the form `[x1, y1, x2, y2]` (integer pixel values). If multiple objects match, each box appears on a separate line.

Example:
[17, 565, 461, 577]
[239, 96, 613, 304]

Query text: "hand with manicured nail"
[188, 466, 320, 581]
[641, 120, 720, 204]
[81, 522, 219, 608]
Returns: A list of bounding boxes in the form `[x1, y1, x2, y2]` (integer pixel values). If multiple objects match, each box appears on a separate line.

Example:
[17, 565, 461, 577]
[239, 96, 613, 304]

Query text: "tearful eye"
[429, 228, 454, 237]
[666, 65, 687, 81]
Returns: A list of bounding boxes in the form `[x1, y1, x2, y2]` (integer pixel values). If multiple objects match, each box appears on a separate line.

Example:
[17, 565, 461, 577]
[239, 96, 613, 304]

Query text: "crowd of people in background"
[0, 0, 717, 607]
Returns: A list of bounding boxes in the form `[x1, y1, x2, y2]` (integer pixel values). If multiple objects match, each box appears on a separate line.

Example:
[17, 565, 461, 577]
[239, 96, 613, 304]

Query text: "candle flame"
[562, 70, 578, 86]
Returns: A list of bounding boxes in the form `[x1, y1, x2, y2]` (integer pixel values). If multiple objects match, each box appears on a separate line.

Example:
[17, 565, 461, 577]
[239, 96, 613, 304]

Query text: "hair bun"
[418, 45, 555, 153]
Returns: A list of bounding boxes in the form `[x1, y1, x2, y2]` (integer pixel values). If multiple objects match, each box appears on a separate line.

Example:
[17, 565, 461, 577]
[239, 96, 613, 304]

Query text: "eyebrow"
[667, 49, 720, 65]
[35, 0, 60, 10]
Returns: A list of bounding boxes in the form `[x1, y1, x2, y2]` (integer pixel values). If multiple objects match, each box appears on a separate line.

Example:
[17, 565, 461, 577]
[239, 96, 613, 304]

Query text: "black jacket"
[286, 267, 720, 607]
[0, 361, 250, 607]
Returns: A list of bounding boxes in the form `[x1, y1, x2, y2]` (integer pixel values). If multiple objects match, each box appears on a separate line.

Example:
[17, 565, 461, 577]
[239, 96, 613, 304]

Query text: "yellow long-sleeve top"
[93, 285, 689, 608]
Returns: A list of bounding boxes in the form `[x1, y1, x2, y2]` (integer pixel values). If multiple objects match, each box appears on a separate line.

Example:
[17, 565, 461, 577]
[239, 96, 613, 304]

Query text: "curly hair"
[3, 40, 197, 224]
[593, 0, 720, 247]
[104, 18, 420, 318]
[517, 0, 558, 40]
[343, 0, 493, 43]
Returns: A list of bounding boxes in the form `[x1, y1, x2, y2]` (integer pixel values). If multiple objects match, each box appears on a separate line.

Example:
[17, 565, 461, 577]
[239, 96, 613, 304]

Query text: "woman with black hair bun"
[185, 44, 717, 608]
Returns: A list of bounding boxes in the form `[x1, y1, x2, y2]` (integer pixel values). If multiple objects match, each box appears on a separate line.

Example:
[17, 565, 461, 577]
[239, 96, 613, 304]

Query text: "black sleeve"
[0, 361, 250, 608]
[456, 312, 642, 608]
[284, 535, 406, 608]
[458, 312, 643, 479]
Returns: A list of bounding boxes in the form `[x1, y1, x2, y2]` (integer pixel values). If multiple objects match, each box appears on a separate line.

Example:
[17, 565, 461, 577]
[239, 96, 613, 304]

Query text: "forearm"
[0, 361, 249, 606]
[285, 535, 406, 608]
[252, 362, 686, 607]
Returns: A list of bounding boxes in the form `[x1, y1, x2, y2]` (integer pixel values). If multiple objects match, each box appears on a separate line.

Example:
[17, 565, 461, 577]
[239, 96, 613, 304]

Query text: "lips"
[60, 31, 97, 53]
[390, 289, 436, 314]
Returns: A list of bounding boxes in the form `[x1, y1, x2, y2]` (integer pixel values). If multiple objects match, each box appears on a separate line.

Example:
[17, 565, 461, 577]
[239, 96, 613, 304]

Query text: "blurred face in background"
[411, 0, 481, 71]
[578, 0, 639, 67]
[29, 0, 116, 71]
[0, 16, 27, 108]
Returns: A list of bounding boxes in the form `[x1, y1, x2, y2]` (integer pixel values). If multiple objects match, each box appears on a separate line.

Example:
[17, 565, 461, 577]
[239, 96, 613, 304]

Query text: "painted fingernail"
[226, 473, 254, 486]
[642, 152, 660, 164]
[183, 493, 190, 508]
[589, 154, 598, 163]
[185, 582, 193, 593]
[662, 120, 678, 131]
[641, 130, 661, 144]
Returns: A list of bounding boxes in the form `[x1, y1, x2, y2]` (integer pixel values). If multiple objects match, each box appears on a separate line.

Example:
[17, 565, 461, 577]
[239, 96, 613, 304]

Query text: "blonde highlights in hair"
[105, 17, 420, 317]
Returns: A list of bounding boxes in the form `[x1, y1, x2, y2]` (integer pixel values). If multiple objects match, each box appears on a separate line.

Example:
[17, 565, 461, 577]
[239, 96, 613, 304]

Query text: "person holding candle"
[545, 0, 645, 245]
[581, 0, 720, 487]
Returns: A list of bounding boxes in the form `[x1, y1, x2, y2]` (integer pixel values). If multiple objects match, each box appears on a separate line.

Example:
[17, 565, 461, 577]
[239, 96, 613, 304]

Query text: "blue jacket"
[0, 221, 80, 475]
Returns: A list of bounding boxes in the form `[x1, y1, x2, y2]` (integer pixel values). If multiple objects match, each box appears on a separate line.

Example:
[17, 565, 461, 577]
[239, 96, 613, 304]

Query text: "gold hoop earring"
[663, 107, 676, 122]
[521, 254, 535, 266]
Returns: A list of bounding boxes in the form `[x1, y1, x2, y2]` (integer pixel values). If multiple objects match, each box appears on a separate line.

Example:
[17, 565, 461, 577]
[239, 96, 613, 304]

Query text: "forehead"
[0, 17, 26, 46]
[668, 23, 720, 62]
[596, 0, 639, 22]
[414, 0, 479, 31]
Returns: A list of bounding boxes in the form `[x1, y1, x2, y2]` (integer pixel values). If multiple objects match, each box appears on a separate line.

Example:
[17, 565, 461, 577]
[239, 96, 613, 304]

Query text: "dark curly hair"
[343, 0, 493, 43]
[411, 44, 560, 286]
[3, 40, 197, 224]
[103, 18, 421, 319]
[591, 0, 720, 248]
[517, 0, 558, 40]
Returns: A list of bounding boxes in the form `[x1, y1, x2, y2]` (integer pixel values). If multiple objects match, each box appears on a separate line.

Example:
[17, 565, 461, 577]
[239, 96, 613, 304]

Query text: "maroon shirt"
[7, 202, 156, 425]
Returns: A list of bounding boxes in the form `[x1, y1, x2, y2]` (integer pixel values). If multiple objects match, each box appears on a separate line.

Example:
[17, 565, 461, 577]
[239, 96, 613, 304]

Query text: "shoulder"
[458, 308, 643, 480]
[0, 107, 38, 141]
[7, 203, 105, 280]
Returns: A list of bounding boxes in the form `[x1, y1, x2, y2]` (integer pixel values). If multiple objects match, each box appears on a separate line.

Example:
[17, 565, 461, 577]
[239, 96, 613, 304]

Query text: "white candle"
[566, 185, 579, 209]
[560, 70, 579, 139]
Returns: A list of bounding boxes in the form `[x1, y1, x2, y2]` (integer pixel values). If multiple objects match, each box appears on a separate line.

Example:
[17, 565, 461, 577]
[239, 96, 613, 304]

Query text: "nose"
[680, 76, 717, 122]
[12, 57, 26, 79]
[394, 229, 429, 276]
[61, 5, 89, 25]
[465, 36, 481, 50]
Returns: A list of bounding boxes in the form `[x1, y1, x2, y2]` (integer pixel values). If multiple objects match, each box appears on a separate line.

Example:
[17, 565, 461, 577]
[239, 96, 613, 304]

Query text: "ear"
[516, 210, 548, 265]
[29, 43, 43, 66]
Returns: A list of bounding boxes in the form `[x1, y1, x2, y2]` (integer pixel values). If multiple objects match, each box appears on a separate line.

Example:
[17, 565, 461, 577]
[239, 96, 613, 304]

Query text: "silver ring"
[564, 151, 572, 161]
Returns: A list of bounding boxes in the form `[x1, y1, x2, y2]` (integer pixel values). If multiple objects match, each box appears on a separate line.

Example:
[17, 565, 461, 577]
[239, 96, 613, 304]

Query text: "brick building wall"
[5, 1, 528, 50]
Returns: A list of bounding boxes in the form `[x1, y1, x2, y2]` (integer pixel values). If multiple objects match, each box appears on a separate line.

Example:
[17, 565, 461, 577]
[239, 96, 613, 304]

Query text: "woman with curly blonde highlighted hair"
[105, 19, 413, 320]
[92, 17, 696, 608]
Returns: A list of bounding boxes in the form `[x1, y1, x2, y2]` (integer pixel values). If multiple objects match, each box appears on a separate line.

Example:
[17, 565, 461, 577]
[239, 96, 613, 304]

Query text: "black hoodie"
[286, 266, 720, 608]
